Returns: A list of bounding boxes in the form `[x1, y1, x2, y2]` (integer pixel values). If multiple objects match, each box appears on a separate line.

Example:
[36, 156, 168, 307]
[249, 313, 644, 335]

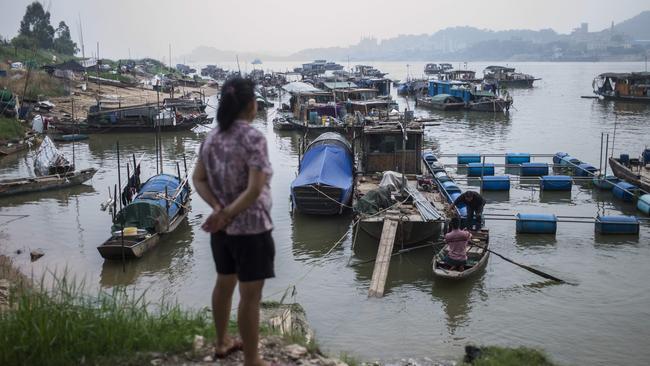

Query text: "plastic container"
[520, 162, 549, 176]
[457, 153, 481, 165]
[574, 163, 598, 177]
[434, 171, 452, 183]
[595, 215, 640, 235]
[592, 175, 620, 190]
[643, 149, 650, 164]
[540, 175, 572, 191]
[619, 154, 630, 166]
[612, 182, 638, 202]
[553, 152, 569, 164]
[422, 151, 437, 164]
[467, 163, 495, 177]
[442, 181, 461, 194]
[505, 153, 531, 165]
[516, 213, 558, 234]
[637, 194, 650, 215]
[481, 176, 510, 191]
[560, 155, 581, 167]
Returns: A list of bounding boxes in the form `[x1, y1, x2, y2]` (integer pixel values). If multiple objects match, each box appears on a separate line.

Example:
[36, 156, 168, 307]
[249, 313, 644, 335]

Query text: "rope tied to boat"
[307, 184, 354, 209]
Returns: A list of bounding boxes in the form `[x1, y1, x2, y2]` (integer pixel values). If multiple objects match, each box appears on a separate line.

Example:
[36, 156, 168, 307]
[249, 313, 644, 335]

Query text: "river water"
[1, 62, 649, 366]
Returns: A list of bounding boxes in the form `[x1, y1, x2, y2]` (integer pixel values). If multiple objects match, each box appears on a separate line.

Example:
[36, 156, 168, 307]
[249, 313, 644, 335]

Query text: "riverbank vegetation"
[0, 117, 25, 141]
[463, 346, 556, 366]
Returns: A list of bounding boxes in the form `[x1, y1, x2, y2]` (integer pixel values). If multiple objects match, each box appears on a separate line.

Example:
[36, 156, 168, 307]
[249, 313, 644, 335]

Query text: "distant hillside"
[611, 10, 650, 40]
[183, 46, 279, 63]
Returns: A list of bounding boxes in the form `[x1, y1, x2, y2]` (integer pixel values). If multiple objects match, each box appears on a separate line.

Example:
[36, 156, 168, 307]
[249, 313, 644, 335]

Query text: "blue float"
[573, 163, 598, 177]
[481, 176, 510, 191]
[540, 175, 572, 191]
[467, 163, 495, 177]
[442, 181, 461, 194]
[553, 152, 569, 164]
[612, 182, 638, 202]
[637, 194, 650, 215]
[422, 151, 437, 165]
[592, 175, 620, 190]
[457, 153, 481, 165]
[560, 155, 581, 167]
[520, 162, 549, 176]
[434, 171, 452, 183]
[505, 153, 531, 165]
[595, 215, 640, 235]
[516, 213, 558, 234]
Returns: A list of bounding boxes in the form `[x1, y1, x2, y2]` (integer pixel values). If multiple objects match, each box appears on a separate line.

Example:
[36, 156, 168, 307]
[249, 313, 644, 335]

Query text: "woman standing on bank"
[193, 77, 274, 366]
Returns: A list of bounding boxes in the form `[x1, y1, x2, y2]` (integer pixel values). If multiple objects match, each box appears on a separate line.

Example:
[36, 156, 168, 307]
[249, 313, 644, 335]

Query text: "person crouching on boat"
[193, 77, 274, 366]
[444, 217, 472, 271]
[450, 190, 485, 231]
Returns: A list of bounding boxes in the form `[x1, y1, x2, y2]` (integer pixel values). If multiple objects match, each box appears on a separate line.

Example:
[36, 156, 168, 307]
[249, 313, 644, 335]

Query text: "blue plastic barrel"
[619, 154, 630, 166]
[506, 153, 531, 165]
[574, 163, 598, 177]
[442, 181, 461, 194]
[592, 175, 620, 190]
[467, 163, 495, 177]
[560, 155, 581, 167]
[309, 111, 319, 123]
[595, 215, 640, 235]
[612, 182, 638, 202]
[520, 162, 549, 176]
[553, 152, 569, 164]
[481, 176, 510, 191]
[457, 153, 481, 165]
[540, 175, 572, 191]
[516, 213, 558, 234]
[637, 194, 650, 215]
[422, 151, 437, 164]
[434, 171, 452, 183]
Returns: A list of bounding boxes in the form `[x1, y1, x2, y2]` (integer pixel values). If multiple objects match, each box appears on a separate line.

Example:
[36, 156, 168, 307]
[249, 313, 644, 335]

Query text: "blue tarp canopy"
[114, 174, 189, 232]
[291, 144, 353, 200]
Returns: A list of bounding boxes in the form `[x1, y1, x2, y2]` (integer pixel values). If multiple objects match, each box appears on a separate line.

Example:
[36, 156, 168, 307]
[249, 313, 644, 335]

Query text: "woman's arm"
[222, 168, 268, 219]
[192, 158, 221, 210]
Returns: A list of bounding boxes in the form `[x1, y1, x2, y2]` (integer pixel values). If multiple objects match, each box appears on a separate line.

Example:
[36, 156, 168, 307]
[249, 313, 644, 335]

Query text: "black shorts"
[211, 230, 275, 282]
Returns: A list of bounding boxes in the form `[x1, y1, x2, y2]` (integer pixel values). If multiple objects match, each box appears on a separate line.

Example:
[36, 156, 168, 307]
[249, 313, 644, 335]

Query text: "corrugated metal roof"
[282, 82, 322, 94]
[323, 82, 358, 90]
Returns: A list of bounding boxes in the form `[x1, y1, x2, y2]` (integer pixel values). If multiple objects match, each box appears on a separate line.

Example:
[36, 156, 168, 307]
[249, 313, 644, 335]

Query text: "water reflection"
[431, 274, 486, 335]
[0, 184, 96, 208]
[290, 212, 352, 261]
[515, 233, 558, 247]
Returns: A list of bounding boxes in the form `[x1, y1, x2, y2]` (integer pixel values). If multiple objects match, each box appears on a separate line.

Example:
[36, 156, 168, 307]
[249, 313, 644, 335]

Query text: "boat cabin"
[594, 72, 650, 100]
[447, 70, 478, 82]
[360, 122, 424, 175]
[428, 80, 496, 103]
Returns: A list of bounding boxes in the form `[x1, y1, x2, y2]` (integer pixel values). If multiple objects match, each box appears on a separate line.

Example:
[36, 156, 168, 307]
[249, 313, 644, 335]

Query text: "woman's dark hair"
[217, 77, 256, 131]
[450, 217, 461, 230]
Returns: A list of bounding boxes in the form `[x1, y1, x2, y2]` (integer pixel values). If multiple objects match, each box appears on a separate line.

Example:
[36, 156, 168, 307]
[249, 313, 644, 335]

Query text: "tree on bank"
[12, 1, 77, 56]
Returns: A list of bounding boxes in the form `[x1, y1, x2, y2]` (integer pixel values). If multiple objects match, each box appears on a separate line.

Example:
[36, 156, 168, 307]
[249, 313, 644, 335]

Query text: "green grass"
[0, 116, 25, 141]
[463, 346, 556, 366]
[0, 44, 76, 66]
[0, 272, 215, 366]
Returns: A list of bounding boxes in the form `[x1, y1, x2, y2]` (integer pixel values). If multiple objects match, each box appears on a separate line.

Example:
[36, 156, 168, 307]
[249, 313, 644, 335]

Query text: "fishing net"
[33, 136, 72, 176]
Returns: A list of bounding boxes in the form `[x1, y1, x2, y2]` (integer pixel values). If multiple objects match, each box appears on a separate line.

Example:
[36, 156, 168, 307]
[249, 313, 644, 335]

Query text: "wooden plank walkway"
[368, 217, 399, 298]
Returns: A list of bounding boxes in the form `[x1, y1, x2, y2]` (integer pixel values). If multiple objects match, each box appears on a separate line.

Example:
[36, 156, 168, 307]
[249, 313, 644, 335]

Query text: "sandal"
[214, 339, 243, 359]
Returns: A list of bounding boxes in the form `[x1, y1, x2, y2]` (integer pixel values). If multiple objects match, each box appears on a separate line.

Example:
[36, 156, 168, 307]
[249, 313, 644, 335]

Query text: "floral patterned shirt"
[200, 120, 273, 235]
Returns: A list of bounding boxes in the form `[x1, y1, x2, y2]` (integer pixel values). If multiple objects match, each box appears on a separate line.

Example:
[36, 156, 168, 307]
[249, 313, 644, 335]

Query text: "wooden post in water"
[368, 216, 399, 298]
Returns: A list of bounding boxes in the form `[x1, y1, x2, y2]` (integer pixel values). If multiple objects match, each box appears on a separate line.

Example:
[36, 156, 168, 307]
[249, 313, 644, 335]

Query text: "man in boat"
[444, 217, 472, 271]
[450, 190, 485, 231]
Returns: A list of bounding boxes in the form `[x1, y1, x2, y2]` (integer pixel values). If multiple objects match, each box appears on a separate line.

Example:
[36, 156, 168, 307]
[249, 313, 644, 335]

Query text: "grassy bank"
[462, 346, 556, 366]
[0, 44, 75, 66]
[0, 273, 215, 366]
[0, 117, 25, 141]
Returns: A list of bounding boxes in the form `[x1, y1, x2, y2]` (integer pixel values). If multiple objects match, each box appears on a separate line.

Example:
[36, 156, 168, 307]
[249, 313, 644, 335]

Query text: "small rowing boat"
[0, 168, 97, 197]
[433, 229, 490, 279]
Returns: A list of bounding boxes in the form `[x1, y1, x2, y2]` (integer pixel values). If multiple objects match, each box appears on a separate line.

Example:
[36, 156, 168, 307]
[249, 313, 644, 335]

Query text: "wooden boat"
[593, 72, 650, 103]
[0, 142, 28, 156]
[483, 66, 539, 87]
[0, 168, 97, 197]
[354, 122, 446, 247]
[51, 134, 89, 142]
[608, 154, 650, 192]
[97, 173, 191, 260]
[291, 133, 353, 215]
[433, 229, 490, 279]
[272, 115, 296, 131]
[467, 97, 512, 113]
[416, 94, 465, 111]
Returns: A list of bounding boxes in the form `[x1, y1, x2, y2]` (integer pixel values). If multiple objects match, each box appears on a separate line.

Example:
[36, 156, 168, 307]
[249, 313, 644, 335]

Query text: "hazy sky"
[1, 0, 648, 60]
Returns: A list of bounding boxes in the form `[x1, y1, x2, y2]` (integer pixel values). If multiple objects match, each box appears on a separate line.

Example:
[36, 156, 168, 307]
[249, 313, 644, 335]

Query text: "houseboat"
[291, 133, 354, 215]
[483, 66, 538, 87]
[416, 94, 465, 111]
[428, 80, 512, 113]
[354, 122, 446, 247]
[593, 72, 650, 103]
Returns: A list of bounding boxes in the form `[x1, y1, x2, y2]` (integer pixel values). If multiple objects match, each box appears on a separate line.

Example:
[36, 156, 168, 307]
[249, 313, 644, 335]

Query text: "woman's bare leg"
[213, 274, 238, 354]
[238, 279, 266, 366]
